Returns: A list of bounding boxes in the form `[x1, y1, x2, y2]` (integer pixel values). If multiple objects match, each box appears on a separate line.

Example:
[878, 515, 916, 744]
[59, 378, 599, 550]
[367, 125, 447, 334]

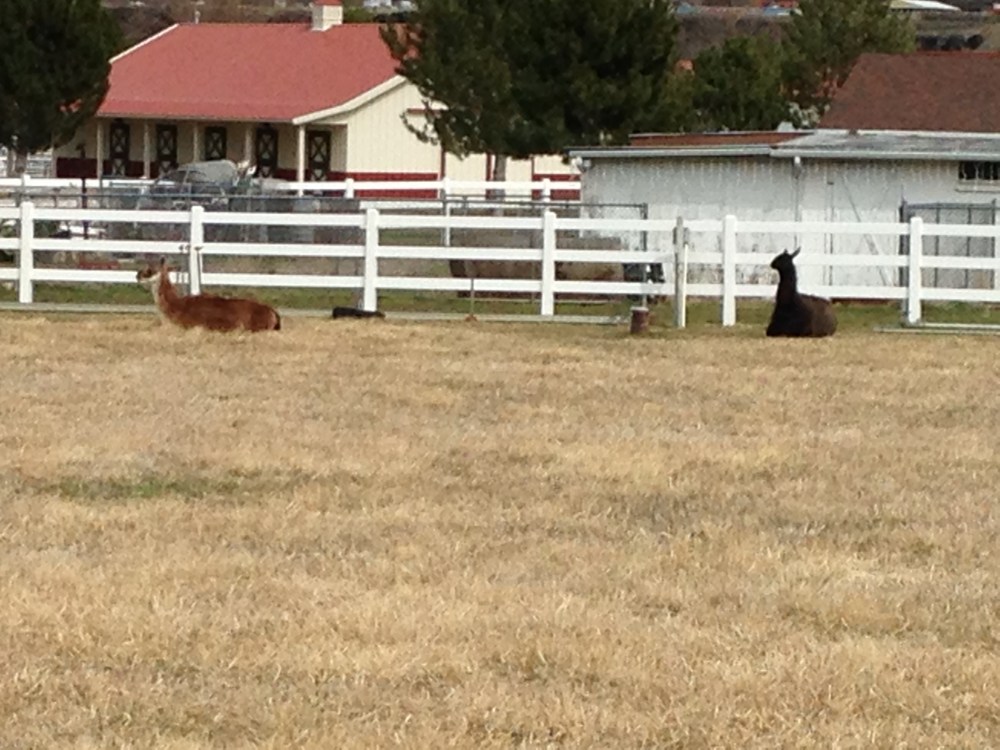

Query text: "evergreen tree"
[381, 0, 680, 175]
[782, 0, 913, 123]
[0, 0, 121, 170]
[690, 35, 789, 132]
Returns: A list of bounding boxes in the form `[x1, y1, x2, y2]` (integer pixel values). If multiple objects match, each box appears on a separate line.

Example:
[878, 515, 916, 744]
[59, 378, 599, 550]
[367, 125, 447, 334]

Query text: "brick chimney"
[312, 0, 343, 31]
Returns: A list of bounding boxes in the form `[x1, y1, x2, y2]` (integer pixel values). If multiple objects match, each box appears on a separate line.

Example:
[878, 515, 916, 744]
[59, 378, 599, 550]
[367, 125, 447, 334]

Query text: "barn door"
[307, 130, 331, 181]
[255, 125, 278, 177]
[155, 124, 178, 176]
[108, 120, 130, 176]
[204, 126, 227, 161]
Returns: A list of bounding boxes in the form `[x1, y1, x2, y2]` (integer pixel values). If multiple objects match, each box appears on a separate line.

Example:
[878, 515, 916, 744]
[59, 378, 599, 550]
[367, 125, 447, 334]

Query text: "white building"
[569, 52, 1000, 290]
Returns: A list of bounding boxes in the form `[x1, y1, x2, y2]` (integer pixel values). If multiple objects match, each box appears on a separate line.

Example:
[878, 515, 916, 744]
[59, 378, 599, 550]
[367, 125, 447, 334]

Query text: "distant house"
[569, 52, 1000, 289]
[56, 0, 572, 185]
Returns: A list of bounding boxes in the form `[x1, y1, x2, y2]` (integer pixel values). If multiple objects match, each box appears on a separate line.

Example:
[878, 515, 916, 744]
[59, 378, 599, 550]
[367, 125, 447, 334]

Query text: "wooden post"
[142, 122, 152, 179]
[629, 306, 650, 334]
[244, 124, 254, 166]
[95, 120, 104, 180]
[296, 125, 306, 195]
[192, 124, 202, 164]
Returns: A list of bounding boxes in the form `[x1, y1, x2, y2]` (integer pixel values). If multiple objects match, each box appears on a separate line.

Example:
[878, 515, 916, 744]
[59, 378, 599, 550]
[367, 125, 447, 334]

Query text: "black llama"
[765, 249, 837, 338]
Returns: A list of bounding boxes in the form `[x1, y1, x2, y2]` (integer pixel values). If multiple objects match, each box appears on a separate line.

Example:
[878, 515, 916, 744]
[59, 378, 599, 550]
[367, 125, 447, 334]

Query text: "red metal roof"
[821, 52, 1000, 133]
[100, 22, 400, 123]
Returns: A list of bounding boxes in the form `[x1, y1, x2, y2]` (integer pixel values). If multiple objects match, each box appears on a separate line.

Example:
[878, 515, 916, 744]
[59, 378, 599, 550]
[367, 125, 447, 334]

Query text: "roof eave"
[109, 24, 180, 63]
[773, 149, 1000, 162]
[566, 146, 777, 159]
[292, 76, 407, 125]
[815, 127, 1000, 140]
[94, 111, 299, 124]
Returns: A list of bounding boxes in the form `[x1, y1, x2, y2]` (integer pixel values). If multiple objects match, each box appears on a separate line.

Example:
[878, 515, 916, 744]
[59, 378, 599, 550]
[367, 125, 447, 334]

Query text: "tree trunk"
[13, 150, 28, 177]
[492, 153, 507, 182]
[487, 153, 507, 202]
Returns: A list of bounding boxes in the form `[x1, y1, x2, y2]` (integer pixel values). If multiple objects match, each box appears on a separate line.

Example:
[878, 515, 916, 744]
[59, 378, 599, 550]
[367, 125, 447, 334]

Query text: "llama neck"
[776, 267, 798, 304]
[151, 272, 182, 318]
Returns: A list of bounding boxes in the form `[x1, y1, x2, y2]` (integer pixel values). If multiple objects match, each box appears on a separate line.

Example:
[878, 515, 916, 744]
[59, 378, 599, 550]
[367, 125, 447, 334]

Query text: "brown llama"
[766, 249, 837, 338]
[136, 258, 281, 332]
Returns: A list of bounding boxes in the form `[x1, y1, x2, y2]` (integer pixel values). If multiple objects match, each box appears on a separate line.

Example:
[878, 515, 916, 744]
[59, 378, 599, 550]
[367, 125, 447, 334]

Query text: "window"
[307, 130, 331, 181]
[204, 126, 227, 161]
[959, 161, 1000, 182]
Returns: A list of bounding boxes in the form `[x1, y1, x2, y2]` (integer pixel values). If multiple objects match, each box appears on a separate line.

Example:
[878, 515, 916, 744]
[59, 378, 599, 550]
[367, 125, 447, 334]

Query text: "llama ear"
[790, 248, 801, 259]
[158, 256, 167, 268]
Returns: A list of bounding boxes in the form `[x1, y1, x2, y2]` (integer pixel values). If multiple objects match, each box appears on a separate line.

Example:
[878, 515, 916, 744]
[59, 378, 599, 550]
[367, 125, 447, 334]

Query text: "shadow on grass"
[10, 282, 1000, 332]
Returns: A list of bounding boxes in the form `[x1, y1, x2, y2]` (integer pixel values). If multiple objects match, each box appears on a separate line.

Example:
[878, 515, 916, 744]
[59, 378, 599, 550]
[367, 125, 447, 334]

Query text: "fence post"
[541, 178, 552, 203]
[673, 216, 687, 329]
[18, 200, 34, 304]
[345, 177, 355, 200]
[439, 175, 450, 202]
[906, 216, 923, 325]
[721, 214, 738, 326]
[362, 208, 379, 312]
[188, 205, 204, 295]
[540, 209, 557, 316]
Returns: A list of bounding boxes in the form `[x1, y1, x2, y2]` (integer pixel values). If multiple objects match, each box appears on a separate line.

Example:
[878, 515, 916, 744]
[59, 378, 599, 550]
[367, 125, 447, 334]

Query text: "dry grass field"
[1, 312, 998, 749]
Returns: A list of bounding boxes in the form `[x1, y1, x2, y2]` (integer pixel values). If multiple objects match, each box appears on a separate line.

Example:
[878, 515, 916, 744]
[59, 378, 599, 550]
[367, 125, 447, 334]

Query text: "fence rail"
[2, 202, 1000, 326]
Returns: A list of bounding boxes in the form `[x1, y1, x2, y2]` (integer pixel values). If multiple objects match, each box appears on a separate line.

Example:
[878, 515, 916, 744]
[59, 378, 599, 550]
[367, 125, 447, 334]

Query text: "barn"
[55, 0, 573, 186]
[569, 52, 1000, 289]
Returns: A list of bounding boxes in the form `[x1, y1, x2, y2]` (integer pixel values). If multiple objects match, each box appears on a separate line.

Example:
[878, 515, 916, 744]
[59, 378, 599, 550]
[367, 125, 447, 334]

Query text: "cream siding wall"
[530, 154, 577, 178]
[273, 125, 300, 174]
[329, 125, 348, 173]
[323, 84, 441, 175]
[444, 152, 488, 182]
[69, 121, 98, 161]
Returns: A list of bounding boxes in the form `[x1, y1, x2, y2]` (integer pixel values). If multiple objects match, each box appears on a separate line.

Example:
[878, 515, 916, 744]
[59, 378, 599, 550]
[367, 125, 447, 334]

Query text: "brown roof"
[820, 52, 1000, 133]
[628, 131, 801, 147]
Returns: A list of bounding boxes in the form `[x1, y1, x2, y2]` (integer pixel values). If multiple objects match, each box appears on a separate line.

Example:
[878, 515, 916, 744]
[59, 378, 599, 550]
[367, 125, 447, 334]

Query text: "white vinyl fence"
[0, 174, 581, 202]
[1, 201, 999, 326]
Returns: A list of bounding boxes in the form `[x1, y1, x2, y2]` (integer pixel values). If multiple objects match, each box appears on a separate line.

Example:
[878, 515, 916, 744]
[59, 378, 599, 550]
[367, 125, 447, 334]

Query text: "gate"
[901, 201, 998, 289]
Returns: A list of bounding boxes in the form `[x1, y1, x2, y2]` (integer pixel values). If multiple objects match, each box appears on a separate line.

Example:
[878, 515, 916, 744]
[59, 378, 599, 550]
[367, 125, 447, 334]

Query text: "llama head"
[136, 257, 170, 286]
[770, 248, 801, 272]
